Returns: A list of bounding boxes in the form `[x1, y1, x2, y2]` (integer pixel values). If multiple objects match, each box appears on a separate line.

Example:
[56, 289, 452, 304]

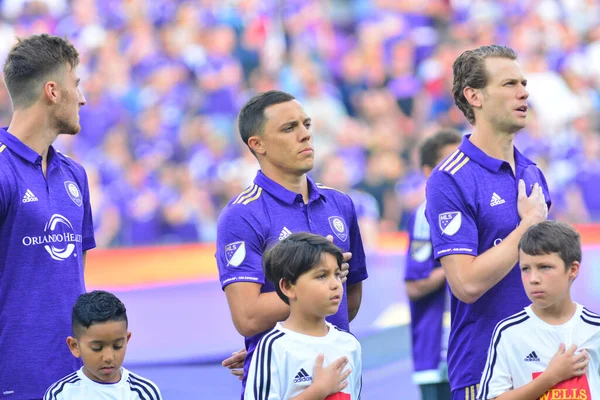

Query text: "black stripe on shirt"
[480, 311, 529, 400]
[254, 329, 285, 400]
[129, 373, 161, 400]
[581, 315, 600, 327]
[49, 375, 81, 399]
[583, 308, 600, 319]
[44, 372, 78, 400]
[128, 378, 149, 400]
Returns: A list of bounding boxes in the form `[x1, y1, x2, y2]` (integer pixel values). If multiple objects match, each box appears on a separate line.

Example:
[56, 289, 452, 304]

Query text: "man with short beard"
[0, 34, 96, 399]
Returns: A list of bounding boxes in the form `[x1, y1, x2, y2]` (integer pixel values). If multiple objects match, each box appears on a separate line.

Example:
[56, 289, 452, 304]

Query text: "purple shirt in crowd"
[425, 135, 551, 392]
[0, 129, 96, 399]
[405, 201, 448, 384]
[215, 170, 368, 396]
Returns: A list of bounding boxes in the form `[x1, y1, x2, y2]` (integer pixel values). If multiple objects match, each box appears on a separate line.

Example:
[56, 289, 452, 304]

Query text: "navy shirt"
[0, 129, 96, 399]
[425, 135, 551, 391]
[405, 201, 448, 384]
[216, 170, 368, 393]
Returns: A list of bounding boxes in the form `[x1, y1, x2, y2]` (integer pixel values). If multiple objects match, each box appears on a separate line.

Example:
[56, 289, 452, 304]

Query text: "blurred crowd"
[0, 0, 599, 247]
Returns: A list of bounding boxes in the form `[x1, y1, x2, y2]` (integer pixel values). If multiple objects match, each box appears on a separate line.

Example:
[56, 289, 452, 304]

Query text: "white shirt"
[478, 303, 600, 399]
[43, 367, 162, 400]
[245, 322, 362, 400]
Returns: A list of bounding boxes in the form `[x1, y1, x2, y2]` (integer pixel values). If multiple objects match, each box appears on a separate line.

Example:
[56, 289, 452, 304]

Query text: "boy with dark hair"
[43, 291, 162, 400]
[405, 128, 462, 400]
[245, 233, 362, 399]
[478, 221, 600, 399]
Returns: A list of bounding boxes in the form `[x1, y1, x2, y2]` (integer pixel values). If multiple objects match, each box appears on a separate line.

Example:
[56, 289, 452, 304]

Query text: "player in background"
[405, 129, 462, 400]
[216, 90, 368, 394]
[478, 221, 598, 399]
[245, 233, 361, 400]
[425, 45, 550, 399]
[0, 34, 95, 399]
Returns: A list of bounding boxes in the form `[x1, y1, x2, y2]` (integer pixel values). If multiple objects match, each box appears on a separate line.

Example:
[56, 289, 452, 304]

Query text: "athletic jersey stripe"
[128, 379, 149, 400]
[581, 316, 600, 327]
[255, 330, 285, 400]
[443, 152, 465, 172]
[450, 156, 470, 175]
[235, 185, 258, 204]
[129, 372, 162, 399]
[438, 149, 461, 171]
[582, 308, 600, 319]
[44, 372, 78, 400]
[242, 187, 263, 205]
[253, 329, 281, 400]
[234, 185, 255, 204]
[480, 312, 529, 399]
[49, 376, 81, 399]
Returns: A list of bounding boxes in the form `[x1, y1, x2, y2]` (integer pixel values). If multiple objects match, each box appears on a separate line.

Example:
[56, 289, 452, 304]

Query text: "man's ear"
[280, 278, 296, 302]
[463, 86, 483, 109]
[44, 80, 60, 104]
[67, 336, 81, 358]
[248, 135, 265, 155]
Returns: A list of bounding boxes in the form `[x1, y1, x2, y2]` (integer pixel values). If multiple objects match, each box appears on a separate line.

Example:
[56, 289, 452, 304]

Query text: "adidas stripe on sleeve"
[245, 329, 285, 400]
[128, 372, 163, 400]
[477, 311, 530, 400]
[43, 372, 81, 400]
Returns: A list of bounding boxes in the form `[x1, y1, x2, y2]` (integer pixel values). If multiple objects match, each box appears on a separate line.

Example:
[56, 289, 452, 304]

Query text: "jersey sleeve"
[347, 200, 368, 285]
[425, 170, 479, 260]
[81, 168, 96, 252]
[216, 205, 267, 289]
[477, 324, 513, 399]
[244, 333, 283, 400]
[404, 206, 436, 281]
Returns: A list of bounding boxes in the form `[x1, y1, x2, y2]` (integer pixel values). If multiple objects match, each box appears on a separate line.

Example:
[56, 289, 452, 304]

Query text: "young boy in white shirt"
[245, 232, 362, 400]
[478, 221, 599, 399]
[44, 291, 162, 400]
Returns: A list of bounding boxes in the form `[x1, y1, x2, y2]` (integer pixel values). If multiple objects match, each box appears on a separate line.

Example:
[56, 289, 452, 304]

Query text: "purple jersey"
[425, 135, 551, 392]
[0, 129, 96, 399]
[215, 170, 368, 394]
[404, 202, 448, 383]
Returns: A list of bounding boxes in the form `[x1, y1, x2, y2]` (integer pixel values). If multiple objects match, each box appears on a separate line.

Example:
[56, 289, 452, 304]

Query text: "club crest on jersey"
[411, 240, 432, 262]
[439, 212, 461, 236]
[225, 241, 246, 267]
[328, 216, 348, 242]
[64, 181, 82, 207]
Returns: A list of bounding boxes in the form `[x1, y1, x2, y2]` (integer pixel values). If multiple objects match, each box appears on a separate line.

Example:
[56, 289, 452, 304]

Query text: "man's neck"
[8, 108, 57, 162]
[531, 298, 577, 325]
[470, 121, 517, 167]
[282, 311, 329, 337]
[261, 165, 310, 203]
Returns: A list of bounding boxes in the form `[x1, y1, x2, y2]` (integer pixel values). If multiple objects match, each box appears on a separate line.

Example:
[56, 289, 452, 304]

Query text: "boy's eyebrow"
[88, 337, 126, 344]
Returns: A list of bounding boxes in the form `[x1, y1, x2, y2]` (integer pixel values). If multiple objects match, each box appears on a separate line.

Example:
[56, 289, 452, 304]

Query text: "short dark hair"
[419, 128, 462, 168]
[3, 34, 80, 109]
[519, 221, 582, 269]
[72, 290, 128, 338]
[452, 45, 517, 125]
[237, 90, 296, 148]
[263, 233, 343, 305]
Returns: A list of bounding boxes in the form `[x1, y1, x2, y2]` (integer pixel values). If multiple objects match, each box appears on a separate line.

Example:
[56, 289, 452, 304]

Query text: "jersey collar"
[460, 133, 536, 173]
[0, 127, 44, 165]
[254, 170, 325, 205]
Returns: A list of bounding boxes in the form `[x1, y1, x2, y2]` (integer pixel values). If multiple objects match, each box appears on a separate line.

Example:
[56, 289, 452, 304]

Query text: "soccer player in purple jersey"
[405, 129, 461, 400]
[425, 45, 550, 400]
[0, 34, 95, 399]
[215, 90, 368, 396]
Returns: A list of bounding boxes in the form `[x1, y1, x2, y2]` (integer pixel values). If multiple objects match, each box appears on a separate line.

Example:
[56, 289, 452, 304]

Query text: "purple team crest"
[225, 241, 246, 267]
[439, 212, 462, 236]
[328, 216, 348, 242]
[64, 181, 82, 207]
